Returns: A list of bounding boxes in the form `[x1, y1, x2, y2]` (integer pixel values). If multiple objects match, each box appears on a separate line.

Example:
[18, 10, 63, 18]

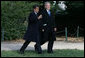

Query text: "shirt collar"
[34, 11, 37, 15]
[46, 9, 50, 12]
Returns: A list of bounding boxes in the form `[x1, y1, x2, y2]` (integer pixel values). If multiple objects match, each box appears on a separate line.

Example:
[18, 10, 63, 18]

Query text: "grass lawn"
[1, 49, 84, 57]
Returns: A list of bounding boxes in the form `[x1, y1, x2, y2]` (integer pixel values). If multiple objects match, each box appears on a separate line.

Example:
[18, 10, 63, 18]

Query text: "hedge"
[1, 1, 42, 40]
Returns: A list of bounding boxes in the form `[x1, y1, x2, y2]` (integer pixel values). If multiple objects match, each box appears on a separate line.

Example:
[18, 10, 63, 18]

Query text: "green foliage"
[1, 1, 41, 40]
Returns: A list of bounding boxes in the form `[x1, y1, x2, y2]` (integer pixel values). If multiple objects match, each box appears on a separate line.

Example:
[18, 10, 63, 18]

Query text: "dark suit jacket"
[41, 9, 56, 30]
[23, 11, 40, 42]
[39, 9, 56, 41]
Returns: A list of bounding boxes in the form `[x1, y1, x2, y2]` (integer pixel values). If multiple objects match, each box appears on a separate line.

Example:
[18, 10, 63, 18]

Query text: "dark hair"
[33, 5, 39, 9]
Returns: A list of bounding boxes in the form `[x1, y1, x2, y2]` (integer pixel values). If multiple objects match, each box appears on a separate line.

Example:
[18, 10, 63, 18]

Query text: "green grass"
[1, 49, 84, 57]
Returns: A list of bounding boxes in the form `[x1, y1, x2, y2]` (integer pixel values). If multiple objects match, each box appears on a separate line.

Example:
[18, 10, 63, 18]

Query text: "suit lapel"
[45, 9, 51, 17]
[33, 11, 38, 17]
[44, 9, 49, 17]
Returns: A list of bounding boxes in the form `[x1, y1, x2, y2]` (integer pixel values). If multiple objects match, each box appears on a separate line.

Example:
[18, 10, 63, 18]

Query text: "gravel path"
[1, 41, 84, 51]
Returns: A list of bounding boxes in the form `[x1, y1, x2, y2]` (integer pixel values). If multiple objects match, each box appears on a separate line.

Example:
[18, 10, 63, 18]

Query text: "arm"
[28, 13, 38, 23]
[52, 14, 57, 32]
[53, 17, 56, 28]
[41, 10, 48, 29]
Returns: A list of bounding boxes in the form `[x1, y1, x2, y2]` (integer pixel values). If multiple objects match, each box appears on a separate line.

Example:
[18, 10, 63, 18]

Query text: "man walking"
[35, 2, 57, 53]
[19, 5, 42, 54]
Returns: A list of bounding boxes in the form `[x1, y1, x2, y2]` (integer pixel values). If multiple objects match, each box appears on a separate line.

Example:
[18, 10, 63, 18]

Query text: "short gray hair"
[44, 2, 50, 5]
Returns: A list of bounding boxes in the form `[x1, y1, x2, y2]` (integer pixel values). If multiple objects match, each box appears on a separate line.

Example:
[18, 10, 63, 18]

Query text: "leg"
[40, 29, 49, 45]
[35, 41, 42, 54]
[34, 39, 45, 52]
[20, 40, 30, 54]
[47, 31, 55, 53]
[34, 34, 42, 54]
[35, 29, 48, 46]
[47, 40, 54, 53]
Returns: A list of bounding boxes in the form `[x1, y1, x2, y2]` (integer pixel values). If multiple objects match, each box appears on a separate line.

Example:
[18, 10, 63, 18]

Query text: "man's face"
[34, 7, 39, 13]
[45, 3, 51, 10]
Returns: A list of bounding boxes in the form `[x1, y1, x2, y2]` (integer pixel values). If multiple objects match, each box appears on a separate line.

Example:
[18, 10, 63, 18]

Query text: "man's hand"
[54, 28, 57, 32]
[38, 15, 42, 20]
[42, 29, 44, 32]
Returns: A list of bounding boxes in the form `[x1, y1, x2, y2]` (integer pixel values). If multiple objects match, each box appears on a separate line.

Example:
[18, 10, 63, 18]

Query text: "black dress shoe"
[37, 51, 42, 54]
[47, 51, 53, 53]
[34, 45, 42, 54]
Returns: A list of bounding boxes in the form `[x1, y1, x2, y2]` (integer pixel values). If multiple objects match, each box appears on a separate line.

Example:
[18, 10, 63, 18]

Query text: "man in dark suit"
[35, 2, 57, 53]
[19, 5, 42, 54]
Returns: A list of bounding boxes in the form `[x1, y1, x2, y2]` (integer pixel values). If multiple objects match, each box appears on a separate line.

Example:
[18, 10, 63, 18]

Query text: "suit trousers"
[39, 27, 56, 52]
[20, 40, 42, 52]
